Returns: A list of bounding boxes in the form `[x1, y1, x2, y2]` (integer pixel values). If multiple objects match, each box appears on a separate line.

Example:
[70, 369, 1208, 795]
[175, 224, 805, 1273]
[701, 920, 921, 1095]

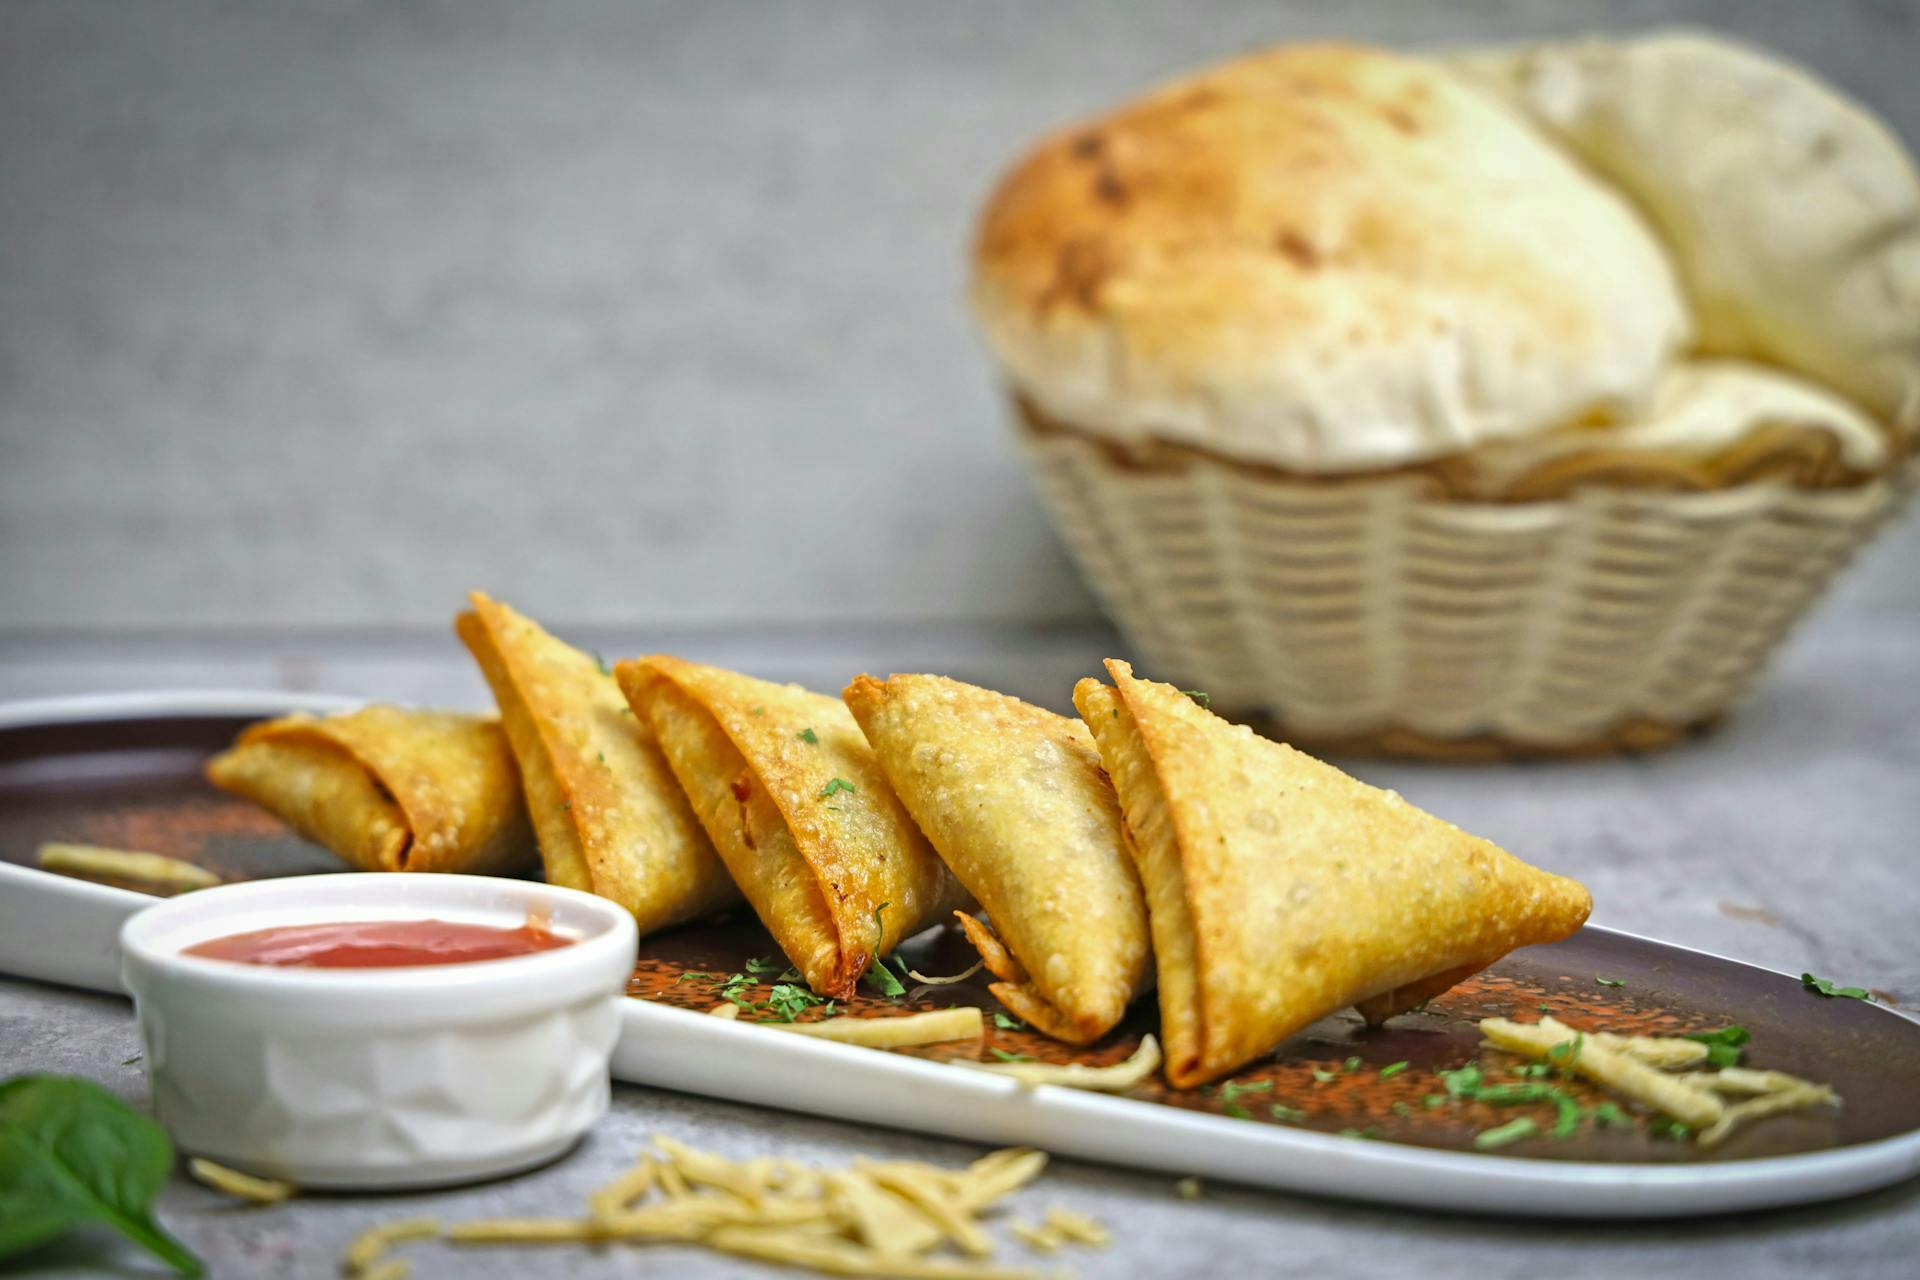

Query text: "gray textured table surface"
[3, 614, 1919, 1277]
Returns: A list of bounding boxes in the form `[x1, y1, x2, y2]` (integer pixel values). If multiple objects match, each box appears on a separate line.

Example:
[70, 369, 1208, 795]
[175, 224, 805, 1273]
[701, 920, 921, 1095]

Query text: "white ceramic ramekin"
[120, 873, 637, 1189]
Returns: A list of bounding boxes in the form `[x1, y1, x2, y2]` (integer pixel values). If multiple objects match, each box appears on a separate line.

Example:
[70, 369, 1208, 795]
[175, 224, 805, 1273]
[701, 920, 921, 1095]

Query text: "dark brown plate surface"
[6, 708, 1918, 1167]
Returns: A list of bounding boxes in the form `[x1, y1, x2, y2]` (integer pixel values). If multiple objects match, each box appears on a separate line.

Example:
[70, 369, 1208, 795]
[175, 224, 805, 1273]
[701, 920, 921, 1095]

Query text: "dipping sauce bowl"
[119, 873, 637, 1189]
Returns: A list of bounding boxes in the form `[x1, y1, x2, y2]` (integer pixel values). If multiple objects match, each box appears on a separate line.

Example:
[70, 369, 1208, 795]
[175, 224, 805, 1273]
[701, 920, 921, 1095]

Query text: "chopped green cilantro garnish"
[798, 728, 818, 744]
[1801, 973, 1873, 1001]
[751, 706, 765, 716]
[1683, 1025, 1752, 1069]
[1547, 1033, 1585, 1074]
[1549, 1093, 1582, 1138]
[863, 957, 906, 1000]
[1181, 689, 1211, 709]
[1337, 1127, 1379, 1141]
[1270, 1104, 1306, 1123]
[992, 1012, 1027, 1032]
[1223, 1103, 1252, 1120]
[1438, 1063, 1483, 1097]
[559, 800, 570, 813]
[1648, 1116, 1692, 1141]
[1220, 1080, 1272, 1107]
[1512, 1063, 1552, 1079]
[675, 971, 722, 984]
[1343, 1056, 1362, 1073]
[1537, 1004, 1553, 1014]
[744, 955, 783, 975]
[1595, 976, 1626, 988]
[1391, 1101, 1414, 1118]
[990, 1049, 1034, 1063]
[1311, 1068, 1336, 1084]
[820, 777, 856, 799]
[1473, 1083, 1559, 1106]
[1589, 1102, 1629, 1129]
[596, 751, 605, 764]
[764, 983, 829, 1023]
[1422, 1094, 1446, 1110]
[1379, 1061, 1409, 1079]
[593, 650, 611, 676]
[861, 904, 907, 998]
[1473, 1117, 1537, 1150]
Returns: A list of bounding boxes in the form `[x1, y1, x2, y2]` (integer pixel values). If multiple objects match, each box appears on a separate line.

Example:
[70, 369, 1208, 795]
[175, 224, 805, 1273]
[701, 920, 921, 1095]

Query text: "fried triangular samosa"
[457, 592, 737, 933]
[1075, 660, 1592, 1088]
[618, 655, 966, 998]
[206, 706, 534, 875]
[844, 673, 1148, 1043]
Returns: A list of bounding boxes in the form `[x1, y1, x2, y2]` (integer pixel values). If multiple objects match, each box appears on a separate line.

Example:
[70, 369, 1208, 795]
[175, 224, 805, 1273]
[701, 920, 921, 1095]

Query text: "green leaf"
[1391, 1101, 1414, 1118]
[1589, 1101, 1629, 1129]
[1311, 1069, 1336, 1084]
[990, 1050, 1033, 1064]
[991, 1012, 1027, 1032]
[1378, 1061, 1409, 1079]
[592, 650, 611, 676]
[1422, 1094, 1446, 1110]
[1222, 1103, 1252, 1121]
[820, 778, 856, 800]
[1181, 690, 1211, 710]
[1473, 1117, 1537, 1150]
[797, 728, 818, 745]
[1342, 1056, 1362, 1073]
[1269, 1105, 1306, 1123]
[0, 1075, 203, 1275]
[1595, 976, 1626, 988]
[1337, 1127, 1379, 1141]
[1801, 973, 1873, 1001]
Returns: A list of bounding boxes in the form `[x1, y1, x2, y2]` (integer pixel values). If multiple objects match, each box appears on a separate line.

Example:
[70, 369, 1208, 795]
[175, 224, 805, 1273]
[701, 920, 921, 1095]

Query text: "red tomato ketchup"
[183, 918, 573, 968]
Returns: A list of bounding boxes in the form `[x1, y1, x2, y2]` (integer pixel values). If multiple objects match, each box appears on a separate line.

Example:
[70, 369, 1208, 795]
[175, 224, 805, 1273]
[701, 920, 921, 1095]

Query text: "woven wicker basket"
[1017, 399, 1915, 758]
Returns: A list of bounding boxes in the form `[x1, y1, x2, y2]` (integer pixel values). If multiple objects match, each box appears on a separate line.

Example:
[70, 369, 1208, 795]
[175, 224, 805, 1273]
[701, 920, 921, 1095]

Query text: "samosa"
[619, 655, 966, 999]
[457, 592, 737, 934]
[206, 706, 534, 876]
[845, 673, 1148, 1043]
[1075, 660, 1591, 1088]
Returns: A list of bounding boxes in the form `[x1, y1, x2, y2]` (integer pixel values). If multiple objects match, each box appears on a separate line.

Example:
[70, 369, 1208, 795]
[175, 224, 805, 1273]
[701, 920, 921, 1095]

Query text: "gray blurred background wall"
[2, 0, 1915, 634]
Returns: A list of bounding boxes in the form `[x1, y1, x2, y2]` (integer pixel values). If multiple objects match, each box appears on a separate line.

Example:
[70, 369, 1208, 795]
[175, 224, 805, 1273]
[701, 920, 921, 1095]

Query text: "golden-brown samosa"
[844, 673, 1148, 1043]
[1075, 660, 1592, 1088]
[457, 592, 738, 933]
[618, 655, 966, 999]
[206, 706, 534, 875]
